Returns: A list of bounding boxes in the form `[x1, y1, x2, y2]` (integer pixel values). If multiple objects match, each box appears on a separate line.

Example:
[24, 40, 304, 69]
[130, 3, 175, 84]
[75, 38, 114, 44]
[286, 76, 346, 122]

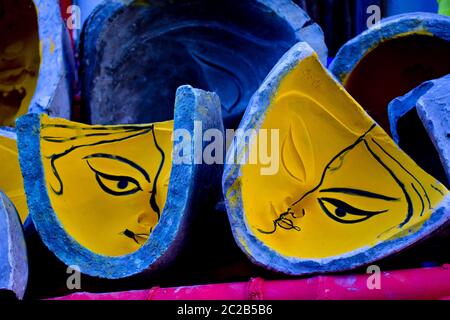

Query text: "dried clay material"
[223, 42, 449, 276]
[17, 86, 224, 279]
[389, 74, 450, 189]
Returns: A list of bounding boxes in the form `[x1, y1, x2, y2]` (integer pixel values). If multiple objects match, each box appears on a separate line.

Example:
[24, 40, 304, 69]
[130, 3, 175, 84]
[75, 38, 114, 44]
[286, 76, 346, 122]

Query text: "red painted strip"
[59, 0, 72, 21]
[58, 0, 75, 47]
[51, 265, 450, 300]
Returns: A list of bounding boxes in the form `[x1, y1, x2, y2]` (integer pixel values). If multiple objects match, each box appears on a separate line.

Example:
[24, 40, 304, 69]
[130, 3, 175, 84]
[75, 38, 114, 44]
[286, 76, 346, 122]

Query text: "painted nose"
[137, 211, 157, 229]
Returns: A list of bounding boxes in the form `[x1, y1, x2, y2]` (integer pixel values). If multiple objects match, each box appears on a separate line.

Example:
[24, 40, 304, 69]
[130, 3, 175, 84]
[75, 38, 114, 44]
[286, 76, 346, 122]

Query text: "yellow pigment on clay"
[0, 134, 28, 222]
[40, 115, 174, 257]
[241, 53, 449, 259]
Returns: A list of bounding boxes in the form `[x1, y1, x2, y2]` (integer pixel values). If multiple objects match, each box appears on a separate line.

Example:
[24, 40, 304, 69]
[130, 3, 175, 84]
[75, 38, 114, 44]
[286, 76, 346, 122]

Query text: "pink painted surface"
[52, 265, 450, 300]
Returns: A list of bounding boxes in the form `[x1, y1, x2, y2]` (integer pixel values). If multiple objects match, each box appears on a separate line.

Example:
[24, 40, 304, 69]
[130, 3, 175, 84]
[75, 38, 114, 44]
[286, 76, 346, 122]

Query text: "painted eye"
[318, 197, 388, 224]
[86, 161, 142, 196]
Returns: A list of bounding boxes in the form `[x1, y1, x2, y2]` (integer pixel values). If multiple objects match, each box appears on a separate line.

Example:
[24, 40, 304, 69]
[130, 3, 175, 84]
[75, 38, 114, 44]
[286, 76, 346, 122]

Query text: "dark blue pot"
[79, 0, 327, 128]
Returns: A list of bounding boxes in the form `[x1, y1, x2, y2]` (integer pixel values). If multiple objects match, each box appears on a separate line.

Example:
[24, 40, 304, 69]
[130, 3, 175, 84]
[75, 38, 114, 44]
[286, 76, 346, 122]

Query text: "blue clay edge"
[17, 85, 223, 279]
[0, 130, 32, 232]
[388, 80, 435, 143]
[0, 195, 13, 295]
[415, 75, 450, 182]
[388, 74, 450, 183]
[78, 0, 123, 118]
[0, 192, 28, 299]
[29, 0, 75, 118]
[256, 0, 328, 64]
[0, 0, 75, 228]
[223, 41, 450, 276]
[0, 128, 17, 140]
[329, 12, 450, 83]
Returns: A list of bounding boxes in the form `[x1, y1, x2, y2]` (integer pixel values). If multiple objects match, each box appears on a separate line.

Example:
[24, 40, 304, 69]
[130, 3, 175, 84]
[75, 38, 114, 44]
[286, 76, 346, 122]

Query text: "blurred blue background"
[386, 0, 438, 15]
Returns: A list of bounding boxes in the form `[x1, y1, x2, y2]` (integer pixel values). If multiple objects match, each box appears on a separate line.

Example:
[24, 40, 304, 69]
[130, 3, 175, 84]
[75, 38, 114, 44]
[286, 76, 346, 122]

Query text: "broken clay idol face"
[40, 116, 173, 256]
[239, 50, 449, 260]
[0, 0, 40, 126]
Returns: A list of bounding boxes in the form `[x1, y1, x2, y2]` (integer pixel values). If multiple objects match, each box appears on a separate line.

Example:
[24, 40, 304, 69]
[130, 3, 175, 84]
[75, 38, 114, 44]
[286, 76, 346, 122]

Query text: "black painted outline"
[41, 122, 167, 244]
[257, 124, 429, 234]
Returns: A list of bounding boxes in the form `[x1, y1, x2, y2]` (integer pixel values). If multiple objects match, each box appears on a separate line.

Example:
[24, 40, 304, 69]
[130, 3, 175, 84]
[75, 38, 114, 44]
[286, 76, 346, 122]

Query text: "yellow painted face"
[0, 133, 27, 222]
[241, 53, 449, 259]
[40, 116, 174, 257]
[0, 0, 40, 127]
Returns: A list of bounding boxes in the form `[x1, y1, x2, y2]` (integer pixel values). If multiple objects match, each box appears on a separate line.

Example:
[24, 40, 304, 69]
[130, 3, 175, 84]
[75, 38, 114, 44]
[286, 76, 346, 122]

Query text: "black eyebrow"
[83, 153, 150, 182]
[320, 188, 399, 201]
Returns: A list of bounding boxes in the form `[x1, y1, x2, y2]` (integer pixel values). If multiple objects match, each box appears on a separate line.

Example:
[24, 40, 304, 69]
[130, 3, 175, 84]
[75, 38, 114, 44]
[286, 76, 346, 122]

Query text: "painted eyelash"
[318, 197, 388, 224]
[46, 126, 154, 196]
[86, 161, 143, 196]
[83, 153, 151, 183]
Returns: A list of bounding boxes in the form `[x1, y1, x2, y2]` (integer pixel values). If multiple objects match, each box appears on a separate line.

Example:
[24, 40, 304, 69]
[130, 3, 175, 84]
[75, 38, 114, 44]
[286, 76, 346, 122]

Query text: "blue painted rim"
[0, 0, 73, 230]
[17, 85, 221, 279]
[388, 79, 436, 144]
[30, 0, 73, 117]
[388, 74, 450, 184]
[330, 12, 450, 83]
[0, 191, 28, 299]
[223, 42, 450, 276]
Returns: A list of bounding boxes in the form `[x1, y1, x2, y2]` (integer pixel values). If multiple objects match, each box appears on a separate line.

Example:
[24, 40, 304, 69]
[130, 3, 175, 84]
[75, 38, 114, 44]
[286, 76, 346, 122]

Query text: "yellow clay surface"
[241, 53, 449, 259]
[40, 115, 174, 256]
